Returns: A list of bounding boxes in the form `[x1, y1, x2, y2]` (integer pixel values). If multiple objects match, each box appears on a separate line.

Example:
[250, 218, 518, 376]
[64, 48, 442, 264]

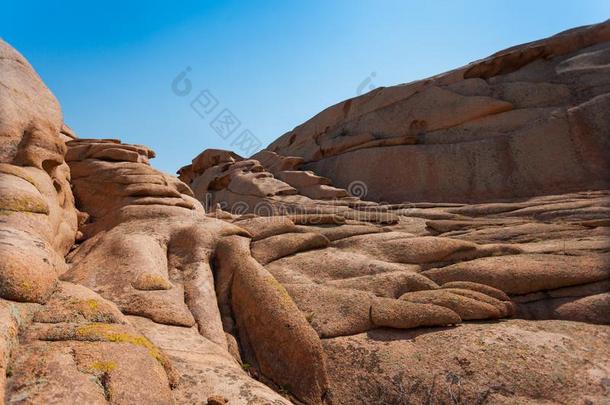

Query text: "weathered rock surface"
[2, 21, 610, 405]
[267, 20, 610, 203]
[180, 150, 608, 404]
[62, 138, 300, 403]
[0, 38, 77, 304]
[323, 320, 610, 404]
[178, 149, 379, 220]
[0, 38, 291, 404]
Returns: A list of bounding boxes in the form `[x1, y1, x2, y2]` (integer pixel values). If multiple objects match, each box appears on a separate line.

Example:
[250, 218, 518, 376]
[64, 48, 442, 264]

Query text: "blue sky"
[2, 1, 608, 173]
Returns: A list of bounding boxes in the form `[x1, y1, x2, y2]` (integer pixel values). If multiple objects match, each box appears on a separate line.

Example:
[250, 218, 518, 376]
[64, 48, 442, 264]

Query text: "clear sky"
[2, 1, 608, 173]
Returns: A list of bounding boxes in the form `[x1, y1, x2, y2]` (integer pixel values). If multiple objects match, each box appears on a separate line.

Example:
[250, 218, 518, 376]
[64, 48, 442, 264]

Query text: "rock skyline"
[1, 20, 609, 404]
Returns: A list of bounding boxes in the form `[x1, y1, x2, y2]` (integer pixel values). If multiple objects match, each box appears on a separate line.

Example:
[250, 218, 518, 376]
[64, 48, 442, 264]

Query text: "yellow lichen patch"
[0, 164, 37, 186]
[265, 275, 294, 308]
[89, 360, 117, 373]
[75, 323, 164, 364]
[0, 195, 49, 214]
[132, 273, 173, 291]
[75, 299, 106, 319]
[19, 281, 33, 294]
[67, 297, 100, 313]
[83, 299, 99, 311]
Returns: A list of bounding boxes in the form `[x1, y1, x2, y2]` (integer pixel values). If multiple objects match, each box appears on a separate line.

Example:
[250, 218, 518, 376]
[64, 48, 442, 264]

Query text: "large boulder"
[0, 39, 77, 303]
[266, 20, 610, 203]
[62, 139, 296, 404]
[323, 320, 610, 404]
[0, 39, 64, 168]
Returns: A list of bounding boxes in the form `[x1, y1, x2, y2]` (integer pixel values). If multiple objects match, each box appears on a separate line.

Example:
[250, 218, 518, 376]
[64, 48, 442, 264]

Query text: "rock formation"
[267, 20, 610, 203]
[181, 153, 609, 403]
[1, 20, 610, 405]
[0, 38, 290, 404]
